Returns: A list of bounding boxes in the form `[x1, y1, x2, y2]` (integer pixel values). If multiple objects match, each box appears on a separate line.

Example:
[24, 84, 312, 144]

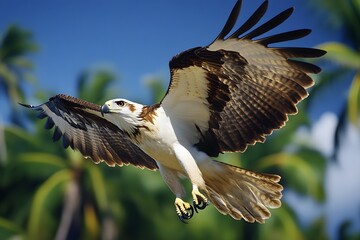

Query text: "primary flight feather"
[22, 0, 325, 223]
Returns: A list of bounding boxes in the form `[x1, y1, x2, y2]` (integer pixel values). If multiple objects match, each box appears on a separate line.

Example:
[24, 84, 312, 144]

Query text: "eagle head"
[101, 98, 144, 133]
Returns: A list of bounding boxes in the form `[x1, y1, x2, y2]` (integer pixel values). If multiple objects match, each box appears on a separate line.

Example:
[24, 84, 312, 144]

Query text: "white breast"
[137, 106, 184, 170]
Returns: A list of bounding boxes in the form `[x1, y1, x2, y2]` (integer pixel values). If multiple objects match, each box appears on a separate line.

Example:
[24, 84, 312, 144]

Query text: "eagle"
[21, 0, 325, 223]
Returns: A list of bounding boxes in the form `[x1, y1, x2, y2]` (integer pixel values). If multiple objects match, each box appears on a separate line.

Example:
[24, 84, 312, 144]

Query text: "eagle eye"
[115, 100, 125, 107]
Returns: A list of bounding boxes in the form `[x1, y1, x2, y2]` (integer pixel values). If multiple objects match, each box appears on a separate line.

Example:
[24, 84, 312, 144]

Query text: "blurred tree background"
[0, 1, 360, 240]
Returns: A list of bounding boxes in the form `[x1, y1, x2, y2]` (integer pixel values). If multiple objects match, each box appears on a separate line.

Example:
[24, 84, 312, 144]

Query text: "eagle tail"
[200, 160, 283, 223]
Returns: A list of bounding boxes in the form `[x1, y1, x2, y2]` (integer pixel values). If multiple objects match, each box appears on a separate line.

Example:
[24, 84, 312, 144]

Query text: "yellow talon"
[192, 188, 208, 212]
[175, 197, 194, 223]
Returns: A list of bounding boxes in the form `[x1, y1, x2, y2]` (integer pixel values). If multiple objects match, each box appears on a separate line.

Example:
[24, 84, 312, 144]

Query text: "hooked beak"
[101, 104, 110, 117]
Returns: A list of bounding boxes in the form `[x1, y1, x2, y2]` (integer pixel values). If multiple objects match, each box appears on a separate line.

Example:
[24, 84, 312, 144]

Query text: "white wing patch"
[162, 66, 211, 144]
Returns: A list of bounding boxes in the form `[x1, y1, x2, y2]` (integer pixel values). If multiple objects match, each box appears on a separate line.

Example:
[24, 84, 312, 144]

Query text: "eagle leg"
[175, 197, 194, 223]
[192, 188, 209, 213]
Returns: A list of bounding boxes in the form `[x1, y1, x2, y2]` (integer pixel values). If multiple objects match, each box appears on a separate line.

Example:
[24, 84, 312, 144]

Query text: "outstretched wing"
[161, 0, 325, 157]
[21, 94, 158, 170]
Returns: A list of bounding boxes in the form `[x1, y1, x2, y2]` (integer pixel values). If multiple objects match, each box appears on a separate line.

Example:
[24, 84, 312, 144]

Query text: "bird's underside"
[21, 0, 325, 223]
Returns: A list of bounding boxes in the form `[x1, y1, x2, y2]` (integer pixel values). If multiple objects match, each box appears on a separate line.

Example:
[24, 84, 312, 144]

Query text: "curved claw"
[175, 198, 194, 223]
[192, 189, 209, 213]
[193, 198, 208, 213]
[177, 205, 194, 224]
[178, 215, 188, 224]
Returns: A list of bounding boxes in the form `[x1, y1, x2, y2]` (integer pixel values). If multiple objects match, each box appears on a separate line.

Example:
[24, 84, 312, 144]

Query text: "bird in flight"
[21, 0, 325, 223]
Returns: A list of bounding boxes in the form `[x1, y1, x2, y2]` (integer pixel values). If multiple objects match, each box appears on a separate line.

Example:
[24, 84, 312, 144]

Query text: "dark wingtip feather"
[19, 102, 48, 119]
[314, 49, 327, 57]
[243, 6, 294, 40]
[53, 127, 62, 142]
[257, 29, 312, 46]
[288, 59, 322, 74]
[18, 102, 33, 108]
[62, 134, 71, 149]
[279, 47, 327, 59]
[229, 0, 269, 39]
[44, 117, 55, 130]
[213, 0, 242, 42]
[37, 111, 47, 119]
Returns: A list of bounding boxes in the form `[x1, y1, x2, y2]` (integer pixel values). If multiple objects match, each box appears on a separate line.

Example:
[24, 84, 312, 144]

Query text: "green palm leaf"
[0, 217, 23, 240]
[318, 42, 360, 69]
[27, 169, 71, 239]
[256, 149, 326, 201]
[348, 73, 360, 126]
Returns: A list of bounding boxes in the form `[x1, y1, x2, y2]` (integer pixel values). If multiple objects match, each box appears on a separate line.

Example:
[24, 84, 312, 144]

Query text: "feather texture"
[21, 95, 158, 170]
[163, 0, 325, 157]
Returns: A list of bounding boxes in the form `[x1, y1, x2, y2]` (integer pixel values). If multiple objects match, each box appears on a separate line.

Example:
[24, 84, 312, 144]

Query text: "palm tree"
[0, 25, 38, 111]
[304, 1, 360, 239]
[306, 0, 360, 159]
[0, 25, 38, 164]
[0, 68, 121, 240]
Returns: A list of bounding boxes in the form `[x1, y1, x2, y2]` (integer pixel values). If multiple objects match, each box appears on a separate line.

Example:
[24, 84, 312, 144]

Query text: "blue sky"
[1, 0, 340, 107]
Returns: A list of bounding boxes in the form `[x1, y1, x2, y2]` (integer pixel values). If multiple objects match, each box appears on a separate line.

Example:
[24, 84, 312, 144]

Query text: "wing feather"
[277, 47, 326, 58]
[214, 0, 242, 41]
[21, 94, 158, 170]
[229, 0, 268, 39]
[162, 0, 325, 157]
[256, 29, 311, 45]
[242, 7, 294, 40]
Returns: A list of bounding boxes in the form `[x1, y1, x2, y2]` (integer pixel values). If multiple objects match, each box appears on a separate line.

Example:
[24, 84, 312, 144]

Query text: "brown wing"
[161, 0, 325, 157]
[21, 94, 158, 170]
